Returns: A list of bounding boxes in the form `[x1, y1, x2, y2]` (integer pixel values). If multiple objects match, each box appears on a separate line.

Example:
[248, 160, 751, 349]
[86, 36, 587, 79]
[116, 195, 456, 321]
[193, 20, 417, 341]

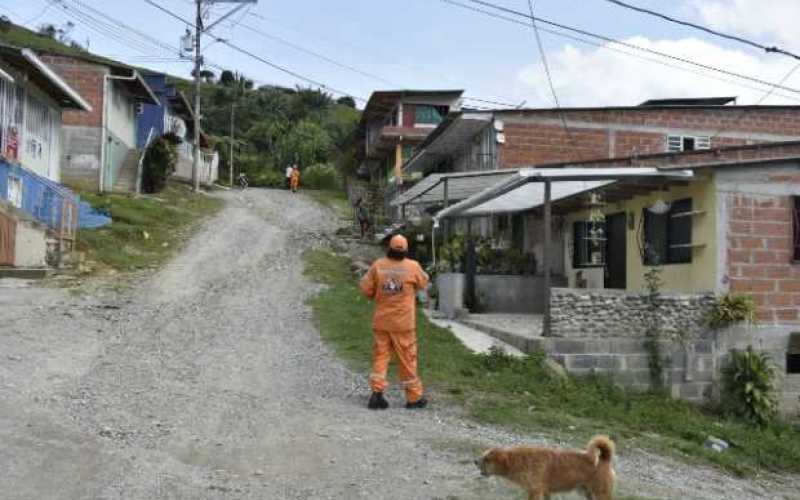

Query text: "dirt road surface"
[1, 189, 796, 499]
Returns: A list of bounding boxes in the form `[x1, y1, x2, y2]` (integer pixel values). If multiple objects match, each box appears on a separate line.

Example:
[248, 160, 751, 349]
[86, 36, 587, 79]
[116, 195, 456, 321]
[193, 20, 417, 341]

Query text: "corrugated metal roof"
[391, 169, 517, 206]
[436, 167, 694, 220]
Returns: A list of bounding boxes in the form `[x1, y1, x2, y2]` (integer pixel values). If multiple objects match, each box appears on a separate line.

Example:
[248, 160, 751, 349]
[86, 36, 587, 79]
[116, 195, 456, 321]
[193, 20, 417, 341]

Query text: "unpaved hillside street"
[1, 189, 797, 499]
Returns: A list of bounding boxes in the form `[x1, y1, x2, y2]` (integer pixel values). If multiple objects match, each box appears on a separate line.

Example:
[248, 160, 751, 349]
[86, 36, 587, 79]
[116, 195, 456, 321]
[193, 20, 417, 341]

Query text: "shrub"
[248, 169, 284, 188]
[302, 163, 341, 191]
[721, 346, 778, 426]
[708, 293, 758, 328]
[141, 137, 177, 193]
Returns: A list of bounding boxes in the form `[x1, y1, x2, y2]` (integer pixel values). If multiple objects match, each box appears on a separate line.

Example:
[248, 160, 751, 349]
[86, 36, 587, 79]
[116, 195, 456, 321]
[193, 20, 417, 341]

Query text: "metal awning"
[391, 169, 518, 207]
[462, 180, 615, 216]
[403, 112, 492, 174]
[0, 45, 92, 111]
[436, 167, 695, 220]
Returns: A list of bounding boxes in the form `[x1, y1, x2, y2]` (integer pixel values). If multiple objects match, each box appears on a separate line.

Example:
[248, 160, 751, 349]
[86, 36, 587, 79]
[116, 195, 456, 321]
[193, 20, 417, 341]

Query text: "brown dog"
[476, 435, 615, 500]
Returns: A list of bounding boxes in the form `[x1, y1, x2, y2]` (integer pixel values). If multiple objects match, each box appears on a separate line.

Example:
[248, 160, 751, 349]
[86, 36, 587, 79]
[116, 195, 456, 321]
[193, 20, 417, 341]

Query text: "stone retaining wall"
[549, 287, 716, 339]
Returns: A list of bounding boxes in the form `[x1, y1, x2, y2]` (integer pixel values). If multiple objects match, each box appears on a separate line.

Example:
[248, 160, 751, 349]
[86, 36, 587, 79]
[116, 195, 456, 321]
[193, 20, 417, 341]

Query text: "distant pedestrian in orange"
[359, 234, 430, 410]
[290, 164, 300, 193]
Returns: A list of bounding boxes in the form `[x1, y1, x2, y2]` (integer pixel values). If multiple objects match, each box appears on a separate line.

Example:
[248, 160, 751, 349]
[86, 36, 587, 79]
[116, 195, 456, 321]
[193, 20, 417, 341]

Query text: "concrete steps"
[0, 267, 51, 279]
[113, 149, 139, 193]
[458, 315, 545, 354]
[424, 310, 525, 357]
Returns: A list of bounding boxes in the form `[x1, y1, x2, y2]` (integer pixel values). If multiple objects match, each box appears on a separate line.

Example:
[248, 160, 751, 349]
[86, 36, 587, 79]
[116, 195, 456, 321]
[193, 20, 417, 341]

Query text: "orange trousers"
[370, 329, 423, 403]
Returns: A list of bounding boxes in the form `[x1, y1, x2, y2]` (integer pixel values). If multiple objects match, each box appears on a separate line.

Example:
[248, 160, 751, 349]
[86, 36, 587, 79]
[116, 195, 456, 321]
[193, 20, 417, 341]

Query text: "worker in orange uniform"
[359, 234, 430, 410]
[290, 164, 300, 193]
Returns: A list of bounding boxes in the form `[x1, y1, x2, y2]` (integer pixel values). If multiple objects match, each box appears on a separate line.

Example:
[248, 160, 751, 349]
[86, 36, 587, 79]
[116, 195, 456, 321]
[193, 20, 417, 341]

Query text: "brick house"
[37, 53, 158, 193]
[355, 89, 463, 226]
[0, 44, 91, 268]
[433, 143, 800, 413]
[404, 97, 800, 178]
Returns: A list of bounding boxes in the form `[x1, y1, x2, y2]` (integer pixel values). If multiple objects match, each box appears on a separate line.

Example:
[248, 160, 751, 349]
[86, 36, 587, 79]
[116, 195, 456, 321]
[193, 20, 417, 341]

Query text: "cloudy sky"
[1, 0, 798, 108]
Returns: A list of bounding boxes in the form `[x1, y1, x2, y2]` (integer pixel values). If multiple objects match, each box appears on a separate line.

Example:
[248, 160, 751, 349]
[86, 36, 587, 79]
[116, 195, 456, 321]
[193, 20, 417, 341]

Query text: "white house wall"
[0, 75, 63, 183]
[107, 84, 136, 148]
[21, 88, 62, 182]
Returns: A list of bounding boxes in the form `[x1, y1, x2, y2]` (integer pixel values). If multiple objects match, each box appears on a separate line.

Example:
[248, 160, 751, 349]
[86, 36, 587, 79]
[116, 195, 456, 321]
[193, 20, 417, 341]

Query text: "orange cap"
[389, 234, 408, 252]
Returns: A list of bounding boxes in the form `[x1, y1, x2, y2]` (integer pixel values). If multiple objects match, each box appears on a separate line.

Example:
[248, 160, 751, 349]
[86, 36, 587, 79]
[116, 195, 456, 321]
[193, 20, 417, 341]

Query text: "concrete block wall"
[540, 337, 716, 402]
[61, 126, 101, 191]
[532, 324, 800, 415]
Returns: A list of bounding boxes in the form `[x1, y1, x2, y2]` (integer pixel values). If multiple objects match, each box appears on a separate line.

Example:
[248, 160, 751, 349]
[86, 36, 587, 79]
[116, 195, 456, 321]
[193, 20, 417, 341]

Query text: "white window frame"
[666, 134, 711, 152]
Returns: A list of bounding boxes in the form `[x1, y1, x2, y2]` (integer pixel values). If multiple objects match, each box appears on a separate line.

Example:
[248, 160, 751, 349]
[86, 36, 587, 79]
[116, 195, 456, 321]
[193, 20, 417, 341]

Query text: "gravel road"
[1, 188, 797, 500]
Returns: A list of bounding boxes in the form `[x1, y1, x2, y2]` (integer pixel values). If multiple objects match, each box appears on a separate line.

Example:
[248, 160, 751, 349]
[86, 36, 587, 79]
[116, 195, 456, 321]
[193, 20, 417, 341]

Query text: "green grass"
[304, 249, 800, 478]
[306, 189, 351, 219]
[77, 183, 223, 271]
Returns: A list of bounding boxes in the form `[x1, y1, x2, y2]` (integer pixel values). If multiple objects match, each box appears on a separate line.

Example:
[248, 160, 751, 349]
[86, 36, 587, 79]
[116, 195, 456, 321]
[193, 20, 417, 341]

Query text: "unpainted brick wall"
[38, 55, 106, 128]
[726, 177, 800, 323]
[498, 107, 800, 167]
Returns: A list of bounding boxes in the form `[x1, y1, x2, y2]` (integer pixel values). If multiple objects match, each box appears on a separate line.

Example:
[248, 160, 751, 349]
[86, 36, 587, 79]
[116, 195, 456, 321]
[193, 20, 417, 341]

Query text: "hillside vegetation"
[0, 17, 361, 190]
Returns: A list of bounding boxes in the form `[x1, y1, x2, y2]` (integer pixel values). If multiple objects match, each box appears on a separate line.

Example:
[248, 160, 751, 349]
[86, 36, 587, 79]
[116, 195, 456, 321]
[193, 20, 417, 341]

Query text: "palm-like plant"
[721, 346, 778, 426]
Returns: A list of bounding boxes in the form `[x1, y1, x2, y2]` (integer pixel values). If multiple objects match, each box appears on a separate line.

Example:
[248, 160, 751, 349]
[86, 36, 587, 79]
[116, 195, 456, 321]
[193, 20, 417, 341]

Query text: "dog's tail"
[587, 435, 615, 465]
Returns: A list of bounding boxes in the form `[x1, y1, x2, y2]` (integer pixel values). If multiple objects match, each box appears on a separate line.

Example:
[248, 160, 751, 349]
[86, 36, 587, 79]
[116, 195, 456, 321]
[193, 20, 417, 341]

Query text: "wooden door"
[0, 212, 16, 266]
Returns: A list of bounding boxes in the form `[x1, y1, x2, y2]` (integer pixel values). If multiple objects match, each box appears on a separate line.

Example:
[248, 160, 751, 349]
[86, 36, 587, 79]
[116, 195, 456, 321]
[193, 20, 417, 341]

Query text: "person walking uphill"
[359, 235, 430, 410]
[290, 165, 300, 193]
[285, 164, 293, 189]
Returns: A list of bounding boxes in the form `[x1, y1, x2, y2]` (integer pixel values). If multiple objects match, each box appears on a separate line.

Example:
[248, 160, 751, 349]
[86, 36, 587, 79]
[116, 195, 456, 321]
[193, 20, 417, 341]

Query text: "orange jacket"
[290, 170, 300, 187]
[359, 257, 429, 332]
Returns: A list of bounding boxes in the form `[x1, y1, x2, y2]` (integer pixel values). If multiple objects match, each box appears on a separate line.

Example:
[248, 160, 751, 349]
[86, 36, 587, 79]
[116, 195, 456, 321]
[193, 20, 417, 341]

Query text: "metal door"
[604, 212, 627, 289]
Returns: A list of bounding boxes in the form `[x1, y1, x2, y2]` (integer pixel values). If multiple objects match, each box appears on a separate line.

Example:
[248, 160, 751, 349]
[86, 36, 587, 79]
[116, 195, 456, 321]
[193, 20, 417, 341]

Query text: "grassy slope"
[78, 183, 222, 271]
[304, 249, 800, 478]
[305, 189, 351, 219]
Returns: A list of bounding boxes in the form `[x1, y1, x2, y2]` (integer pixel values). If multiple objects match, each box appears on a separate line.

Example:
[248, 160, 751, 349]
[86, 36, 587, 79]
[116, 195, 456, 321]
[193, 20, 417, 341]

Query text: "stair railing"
[136, 127, 156, 195]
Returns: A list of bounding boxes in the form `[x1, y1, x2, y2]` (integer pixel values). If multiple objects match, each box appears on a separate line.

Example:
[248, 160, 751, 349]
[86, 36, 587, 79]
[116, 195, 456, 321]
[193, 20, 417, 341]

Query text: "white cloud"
[511, 36, 800, 107]
[689, 0, 800, 51]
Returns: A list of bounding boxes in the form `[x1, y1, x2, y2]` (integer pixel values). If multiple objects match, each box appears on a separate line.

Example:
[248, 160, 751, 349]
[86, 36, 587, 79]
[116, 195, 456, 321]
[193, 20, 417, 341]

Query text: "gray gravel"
[1, 188, 798, 500]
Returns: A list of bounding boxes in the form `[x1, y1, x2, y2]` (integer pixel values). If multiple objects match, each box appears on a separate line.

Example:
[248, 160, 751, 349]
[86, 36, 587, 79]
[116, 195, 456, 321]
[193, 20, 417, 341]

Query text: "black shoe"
[405, 397, 428, 409]
[367, 392, 389, 410]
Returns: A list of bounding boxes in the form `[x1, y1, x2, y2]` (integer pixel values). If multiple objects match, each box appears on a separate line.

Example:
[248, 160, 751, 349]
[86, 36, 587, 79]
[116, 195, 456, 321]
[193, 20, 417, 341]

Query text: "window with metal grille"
[414, 105, 447, 125]
[788, 333, 800, 374]
[667, 135, 711, 152]
[573, 221, 606, 267]
[643, 198, 693, 265]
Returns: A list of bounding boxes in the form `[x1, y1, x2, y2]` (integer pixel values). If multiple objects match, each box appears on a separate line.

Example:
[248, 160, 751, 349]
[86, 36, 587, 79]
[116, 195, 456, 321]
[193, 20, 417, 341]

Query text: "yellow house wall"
[562, 174, 717, 293]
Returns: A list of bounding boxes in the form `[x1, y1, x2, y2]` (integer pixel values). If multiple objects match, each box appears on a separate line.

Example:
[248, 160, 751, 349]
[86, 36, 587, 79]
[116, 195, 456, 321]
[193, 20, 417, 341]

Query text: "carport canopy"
[435, 167, 696, 220]
[390, 169, 518, 207]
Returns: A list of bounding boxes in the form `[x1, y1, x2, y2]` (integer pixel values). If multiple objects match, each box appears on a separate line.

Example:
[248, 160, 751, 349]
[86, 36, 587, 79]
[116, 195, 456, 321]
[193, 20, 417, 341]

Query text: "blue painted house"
[136, 73, 196, 150]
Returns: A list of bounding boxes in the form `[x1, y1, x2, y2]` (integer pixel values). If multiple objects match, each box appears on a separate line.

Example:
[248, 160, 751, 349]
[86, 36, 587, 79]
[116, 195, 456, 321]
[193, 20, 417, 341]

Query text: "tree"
[219, 70, 236, 86]
[37, 24, 57, 39]
[193, 69, 216, 83]
[336, 96, 356, 108]
[274, 120, 331, 168]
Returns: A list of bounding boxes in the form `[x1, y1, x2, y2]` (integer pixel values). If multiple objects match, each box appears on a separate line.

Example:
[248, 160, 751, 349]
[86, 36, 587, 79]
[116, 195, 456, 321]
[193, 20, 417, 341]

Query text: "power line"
[710, 62, 800, 142]
[239, 6, 521, 108]
[601, 0, 800, 62]
[440, 0, 800, 104]
[214, 13, 520, 108]
[56, 0, 181, 56]
[525, 0, 573, 147]
[450, 0, 800, 95]
[141, 0, 365, 102]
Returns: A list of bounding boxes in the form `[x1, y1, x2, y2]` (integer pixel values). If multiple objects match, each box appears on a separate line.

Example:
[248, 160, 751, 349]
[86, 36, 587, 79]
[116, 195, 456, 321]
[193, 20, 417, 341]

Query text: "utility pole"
[188, 0, 257, 193]
[229, 103, 235, 187]
[192, 0, 202, 192]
